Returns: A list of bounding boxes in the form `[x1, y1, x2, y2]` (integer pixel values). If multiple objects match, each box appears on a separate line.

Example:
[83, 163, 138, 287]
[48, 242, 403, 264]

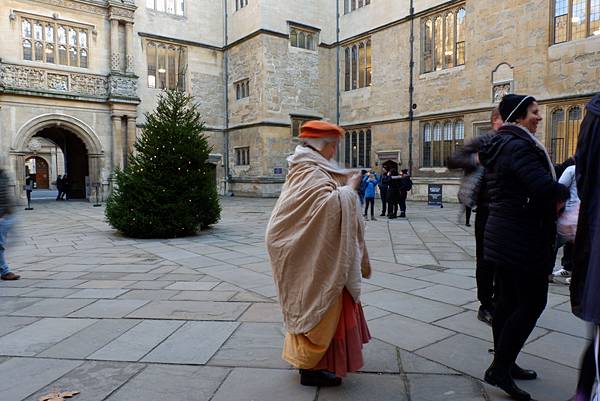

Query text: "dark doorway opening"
[25, 156, 50, 189]
[34, 127, 89, 199]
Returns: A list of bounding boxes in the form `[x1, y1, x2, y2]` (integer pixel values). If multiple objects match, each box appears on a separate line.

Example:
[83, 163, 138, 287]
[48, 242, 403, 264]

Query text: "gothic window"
[289, 27, 317, 50]
[343, 129, 372, 168]
[235, 147, 250, 166]
[236, 0, 249, 11]
[147, 41, 187, 90]
[235, 79, 250, 99]
[20, 16, 89, 67]
[422, 5, 466, 73]
[553, 0, 600, 43]
[422, 119, 464, 167]
[549, 104, 585, 163]
[147, 0, 184, 15]
[344, 0, 370, 14]
[344, 38, 372, 91]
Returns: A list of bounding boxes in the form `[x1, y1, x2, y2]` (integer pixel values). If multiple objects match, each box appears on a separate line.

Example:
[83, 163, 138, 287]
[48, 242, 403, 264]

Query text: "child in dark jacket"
[363, 173, 379, 220]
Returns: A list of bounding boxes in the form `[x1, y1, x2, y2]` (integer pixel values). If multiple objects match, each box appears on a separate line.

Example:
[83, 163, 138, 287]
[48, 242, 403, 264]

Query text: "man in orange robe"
[266, 120, 371, 387]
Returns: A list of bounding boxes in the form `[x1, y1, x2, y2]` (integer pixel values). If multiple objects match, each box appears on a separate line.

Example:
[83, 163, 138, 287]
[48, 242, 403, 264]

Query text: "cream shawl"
[266, 145, 369, 334]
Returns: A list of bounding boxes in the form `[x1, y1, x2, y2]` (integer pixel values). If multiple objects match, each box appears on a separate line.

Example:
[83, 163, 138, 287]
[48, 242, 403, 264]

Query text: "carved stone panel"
[493, 83, 512, 103]
[108, 74, 138, 99]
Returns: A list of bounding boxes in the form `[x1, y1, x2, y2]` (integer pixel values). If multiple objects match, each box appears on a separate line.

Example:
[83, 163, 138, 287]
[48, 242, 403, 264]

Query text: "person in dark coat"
[570, 93, 600, 401]
[0, 168, 20, 280]
[56, 175, 64, 201]
[61, 175, 69, 200]
[479, 94, 569, 401]
[447, 107, 503, 326]
[397, 169, 412, 218]
[386, 169, 400, 219]
[378, 167, 390, 216]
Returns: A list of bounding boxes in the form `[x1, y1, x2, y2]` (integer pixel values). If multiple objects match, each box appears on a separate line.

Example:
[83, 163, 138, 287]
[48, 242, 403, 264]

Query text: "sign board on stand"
[428, 184, 443, 208]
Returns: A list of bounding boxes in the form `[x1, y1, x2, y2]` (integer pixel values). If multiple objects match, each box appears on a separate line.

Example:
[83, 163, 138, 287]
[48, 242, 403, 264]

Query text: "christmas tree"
[106, 90, 221, 238]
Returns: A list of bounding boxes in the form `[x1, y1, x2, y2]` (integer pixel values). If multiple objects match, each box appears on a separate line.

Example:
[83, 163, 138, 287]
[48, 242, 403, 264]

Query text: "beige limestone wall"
[339, 0, 407, 41]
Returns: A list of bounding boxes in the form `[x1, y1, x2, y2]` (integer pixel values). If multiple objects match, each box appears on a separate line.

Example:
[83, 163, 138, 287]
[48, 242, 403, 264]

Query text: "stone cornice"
[28, 0, 108, 16]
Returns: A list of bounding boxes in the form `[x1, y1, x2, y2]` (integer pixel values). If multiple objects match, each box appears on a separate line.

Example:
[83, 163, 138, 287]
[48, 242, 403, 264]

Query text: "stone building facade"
[1, 0, 599, 200]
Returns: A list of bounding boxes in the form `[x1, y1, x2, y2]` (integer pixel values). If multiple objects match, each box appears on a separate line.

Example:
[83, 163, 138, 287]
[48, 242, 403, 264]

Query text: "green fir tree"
[106, 90, 221, 238]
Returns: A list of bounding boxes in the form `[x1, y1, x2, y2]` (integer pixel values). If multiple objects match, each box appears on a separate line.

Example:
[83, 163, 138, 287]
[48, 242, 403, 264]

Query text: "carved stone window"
[236, 0, 249, 11]
[344, 0, 370, 14]
[20, 15, 90, 68]
[235, 147, 250, 166]
[289, 27, 318, 51]
[146, 41, 187, 90]
[344, 38, 371, 91]
[235, 79, 250, 100]
[147, 0, 184, 16]
[548, 104, 586, 163]
[553, 0, 600, 44]
[421, 5, 466, 73]
[422, 119, 464, 168]
[343, 129, 372, 168]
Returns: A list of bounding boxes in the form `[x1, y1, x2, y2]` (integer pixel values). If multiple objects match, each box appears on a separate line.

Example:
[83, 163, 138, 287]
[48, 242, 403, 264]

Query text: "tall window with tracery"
[343, 129, 372, 168]
[421, 6, 466, 73]
[344, 38, 372, 91]
[21, 16, 89, 68]
[422, 119, 464, 167]
[146, 0, 185, 15]
[549, 105, 585, 163]
[553, 0, 600, 44]
[147, 41, 187, 90]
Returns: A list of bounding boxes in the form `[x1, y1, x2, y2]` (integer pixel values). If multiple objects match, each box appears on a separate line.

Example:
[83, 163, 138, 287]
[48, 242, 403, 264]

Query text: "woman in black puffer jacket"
[479, 94, 569, 401]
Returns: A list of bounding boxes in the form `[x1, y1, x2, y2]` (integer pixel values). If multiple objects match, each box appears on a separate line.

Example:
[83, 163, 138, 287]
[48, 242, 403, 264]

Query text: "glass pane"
[45, 25, 54, 42]
[79, 31, 87, 48]
[166, 0, 175, 14]
[351, 0, 356, 11]
[434, 17, 443, 70]
[456, 9, 465, 65]
[572, 0, 587, 40]
[34, 22, 43, 40]
[290, 29, 297, 47]
[344, 133, 350, 167]
[592, 0, 600, 35]
[423, 124, 432, 167]
[443, 123, 453, 166]
[177, 49, 186, 91]
[168, 47, 176, 89]
[454, 121, 465, 139]
[58, 26, 66, 44]
[344, 0, 349, 14]
[22, 19, 31, 38]
[46, 44, 54, 63]
[359, 131, 365, 167]
[147, 44, 156, 88]
[299, 32, 306, 49]
[358, 0, 363, 7]
[445, 13, 454, 68]
[555, 15, 568, 43]
[359, 43, 366, 88]
[158, 46, 166, 89]
[80, 49, 87, 68]
[157, 0, 165, 12]
[366, 40, 372, 86]
[423, 19, 433, 72]
[59, 45, 67, 65]
[177, 0, 185, 15]
[23, 40, 32, 60]
[146, 0, 154, 9]
[433, 123, 442, 166]
[34, 41, 43, 61]
[69, 46, 77, 66]
[344, 47, 350, 91]
[351, 132, 357, 168]
[567, 107, 582, 161]
[351, 45, 358, 89]
[69, 28, 77, 46]
[306, 34, 314, 50]
[366, 130, 371, 167]
[551, 109, 565, 163]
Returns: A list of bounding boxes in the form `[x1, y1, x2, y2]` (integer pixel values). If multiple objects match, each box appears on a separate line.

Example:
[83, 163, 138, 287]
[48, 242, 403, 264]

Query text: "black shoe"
[380, 213, 385, 217]
[399, 212, 406, 218]
[477, 306, 493, 326]
[299, 369, 342, 387]
[466, 223, 471, 227]
[511, 364, 537, 381]
[484, 369, 531, 400]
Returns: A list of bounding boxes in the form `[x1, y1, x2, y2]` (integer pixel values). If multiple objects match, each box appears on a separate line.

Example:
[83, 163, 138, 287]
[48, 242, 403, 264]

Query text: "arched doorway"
[25, 156, 50, 189]
[33, 127, 89, 199]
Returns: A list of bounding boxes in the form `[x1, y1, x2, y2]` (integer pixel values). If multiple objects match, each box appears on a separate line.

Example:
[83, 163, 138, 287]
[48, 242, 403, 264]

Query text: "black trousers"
[475, 208, 495, 310]
[562, 242, 574, 272]
[364, 197, 375, 217]
[465, 207, 472, 225]
[399, 191, 407, 213]
[380, 187, 388, 215]
[491, 267, 549, 374]
[576, 327, 598, 400]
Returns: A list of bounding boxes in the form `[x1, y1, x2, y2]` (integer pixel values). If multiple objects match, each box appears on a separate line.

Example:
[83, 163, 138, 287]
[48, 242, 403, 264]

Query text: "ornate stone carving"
[111, 53, 120, 72]
[109, 6, 135, 21]
[126, 55, 134, 73]
[493, 83, 512, 103]
[30, 0, 107, 16]
[0, 62, 109, 98]
[108, 74, 138, 99]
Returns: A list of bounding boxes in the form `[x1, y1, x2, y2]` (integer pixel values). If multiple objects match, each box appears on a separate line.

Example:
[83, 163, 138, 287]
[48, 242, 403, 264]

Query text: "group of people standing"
[359, 167, 413, 220]
[450, 93, 600, 401]
[55, 174, 69, 201]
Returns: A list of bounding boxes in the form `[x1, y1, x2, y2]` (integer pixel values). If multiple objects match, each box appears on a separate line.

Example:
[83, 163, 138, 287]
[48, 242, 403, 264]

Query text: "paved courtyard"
[0, 197, 585, 401]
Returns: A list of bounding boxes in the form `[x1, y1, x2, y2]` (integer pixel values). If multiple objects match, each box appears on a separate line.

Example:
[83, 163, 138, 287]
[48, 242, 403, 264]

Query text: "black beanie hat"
[499, 94, 536, 123]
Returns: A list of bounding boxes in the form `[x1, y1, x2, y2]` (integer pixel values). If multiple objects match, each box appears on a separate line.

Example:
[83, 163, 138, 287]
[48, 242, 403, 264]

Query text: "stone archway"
[11, 113, 104, 201]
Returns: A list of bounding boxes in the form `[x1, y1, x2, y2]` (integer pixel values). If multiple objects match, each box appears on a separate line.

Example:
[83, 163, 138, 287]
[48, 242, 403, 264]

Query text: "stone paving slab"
[407, 374, 486, 401]
[126, 300, 250, 321]
[69, 299, 149, 318]
[319, 373, 408, 401]
[9, 298, 95, 318]
[368, 314, 455, 351]
[67, 288, 130, 299]
[0, 316, 39, 337]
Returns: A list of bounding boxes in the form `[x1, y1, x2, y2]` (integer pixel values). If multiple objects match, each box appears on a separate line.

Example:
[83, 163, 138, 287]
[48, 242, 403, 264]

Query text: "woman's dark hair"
[499, 94, 537, 123]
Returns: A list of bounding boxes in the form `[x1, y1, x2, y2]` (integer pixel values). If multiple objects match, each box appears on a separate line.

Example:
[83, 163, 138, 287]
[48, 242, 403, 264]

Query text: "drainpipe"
[336, 0, 340, 126]
[223, 0, 230, 195]
[408, 0, 415, 175]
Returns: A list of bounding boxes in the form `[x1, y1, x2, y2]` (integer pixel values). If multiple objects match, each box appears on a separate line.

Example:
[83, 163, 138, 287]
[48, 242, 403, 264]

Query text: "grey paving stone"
[142, 321, 239, 364]
[399, 350, 458, 374]
[367, 314, 455, 351]
[117, 289, 180, 300]
[211, 367, 316, 401]
[0, 357, 82, 401]
[0, 279, 41, 287]
[360, 338, 400, 373]
[366, 271, 433, 292]
[362, 305, 391, 321]
[0, 317, 96, 356]
[66, 288, 130, 299]
[418, 272, 477, 289]
[19, 288, 79, 298]
[523, 332, 588, 369]
[407, 374, 486, 401]
[208, 322, 286, 368]
[410, 284, 477, 306]
[0, 316, 39, 337]
[10, 298, 95, 317]
[124, 280, 174, 290]
[31, 279, 88, 288]
[319, 373, 408, 401]
[238, 302, 283, 322]
[362, 289, 463, 323]
[170, 290, 237, 301]
[105, 364, 229, 401]
[127, 300, 249, 321]
[39, 319, 140, 359]
[89, 320, 184, 361]
[0, 287, 35, 296]
[416, 334, 493, 379]
[0, 297, 44, 315]
[536, 308, 590, 339]
[69, 299, 149, 318]
[75, 280, 138, 289]
[24, 361, 145, 401]
[77, 272, 128, 280]
[164, 281, 220, 291]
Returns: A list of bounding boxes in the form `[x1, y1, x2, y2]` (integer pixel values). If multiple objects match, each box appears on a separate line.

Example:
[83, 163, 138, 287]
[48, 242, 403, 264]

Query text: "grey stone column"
[112, 115, 123, 171]
[110, 19, 120, 72]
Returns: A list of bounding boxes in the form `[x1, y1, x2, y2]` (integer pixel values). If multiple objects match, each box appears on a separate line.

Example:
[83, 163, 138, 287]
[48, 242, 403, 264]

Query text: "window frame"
[551, 0, 600, 44]
[19, 14, 91, 69]
[343, 38, 372, 91]
[344, 0, 371, 15]
[235, 146, 250, 166]
[146, 40, 187, 91]
[420, 5, 466, 74]
[146, 0, 185, 16]
[342, 128, 372, 168]
[547, 103, 586, 163]
[234, 78, 250, 100]
[289, 26, 318, 51]
[421, 118, 464, 168]
[235, 0, 249, 11]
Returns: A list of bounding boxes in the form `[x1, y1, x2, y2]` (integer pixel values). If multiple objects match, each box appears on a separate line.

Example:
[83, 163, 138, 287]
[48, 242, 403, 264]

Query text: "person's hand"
[347, 173, 362, 190]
